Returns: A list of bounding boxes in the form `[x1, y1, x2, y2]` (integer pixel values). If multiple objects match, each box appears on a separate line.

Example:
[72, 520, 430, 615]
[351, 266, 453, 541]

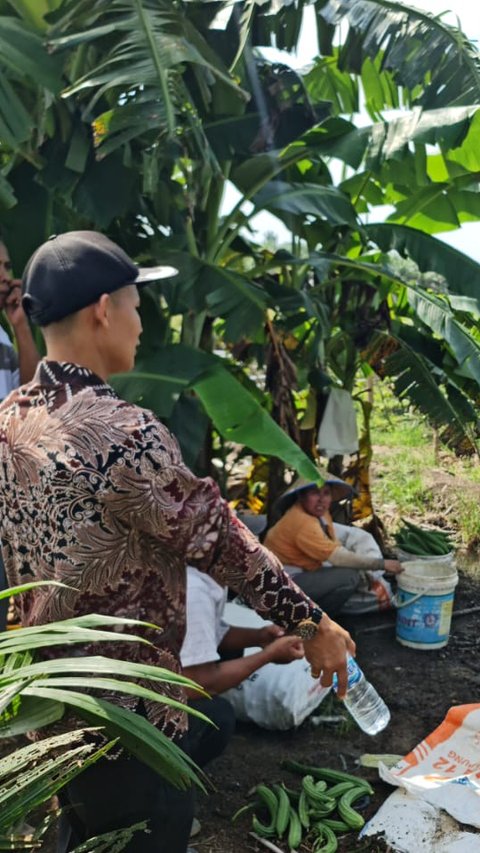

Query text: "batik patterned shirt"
[0, 360, 317, 738]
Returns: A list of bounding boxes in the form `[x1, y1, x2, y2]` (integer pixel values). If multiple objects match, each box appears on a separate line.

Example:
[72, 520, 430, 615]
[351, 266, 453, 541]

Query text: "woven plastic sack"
[379, 704, 480, 827]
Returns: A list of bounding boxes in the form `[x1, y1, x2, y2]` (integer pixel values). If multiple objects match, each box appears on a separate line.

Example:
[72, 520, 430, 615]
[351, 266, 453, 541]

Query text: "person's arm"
[4, 281, 39, 383]
[110, 413, 355, 690]
[218, 623, 284, 654]
[329, 546, 403, 574]
[183, 634, 305, 696]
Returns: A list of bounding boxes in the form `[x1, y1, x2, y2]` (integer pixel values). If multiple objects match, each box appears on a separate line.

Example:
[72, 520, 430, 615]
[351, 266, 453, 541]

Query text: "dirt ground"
[191, 561, 480, 853]
[4, 568, 479, 852]
[4, 563, 479, 852]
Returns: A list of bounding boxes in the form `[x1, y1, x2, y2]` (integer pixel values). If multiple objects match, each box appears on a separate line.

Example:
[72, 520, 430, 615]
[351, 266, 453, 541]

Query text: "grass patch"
[455, 492, 480, 547]
[371, 444, 434, 518]
[373, 419, 431, 450]
[365, 382, 480, 551]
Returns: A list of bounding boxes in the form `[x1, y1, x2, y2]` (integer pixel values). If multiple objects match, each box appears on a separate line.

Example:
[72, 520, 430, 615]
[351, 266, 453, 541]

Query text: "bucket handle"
[392, 590, 425, 609]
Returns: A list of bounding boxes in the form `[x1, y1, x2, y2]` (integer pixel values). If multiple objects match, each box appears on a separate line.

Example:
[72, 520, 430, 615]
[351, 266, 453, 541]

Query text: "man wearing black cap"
[0, 231, 355, 853]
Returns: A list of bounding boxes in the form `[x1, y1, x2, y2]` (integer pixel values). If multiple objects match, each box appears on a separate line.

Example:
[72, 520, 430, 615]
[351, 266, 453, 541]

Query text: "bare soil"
[193, 562, 480, 853]
[5, 563, 479, 852]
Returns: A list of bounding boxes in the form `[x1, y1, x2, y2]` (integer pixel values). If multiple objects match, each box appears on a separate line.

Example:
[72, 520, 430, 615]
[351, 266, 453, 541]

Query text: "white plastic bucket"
[395, 560, 458, 650]
[396, 547, 454, 565]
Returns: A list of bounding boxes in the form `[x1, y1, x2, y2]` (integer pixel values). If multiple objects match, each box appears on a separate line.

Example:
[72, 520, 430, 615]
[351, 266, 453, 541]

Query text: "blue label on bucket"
[396, 590, 454, 645]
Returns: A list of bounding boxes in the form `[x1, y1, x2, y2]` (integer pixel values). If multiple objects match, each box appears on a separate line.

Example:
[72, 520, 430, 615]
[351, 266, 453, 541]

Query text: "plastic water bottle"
[334, 655, 391, 735]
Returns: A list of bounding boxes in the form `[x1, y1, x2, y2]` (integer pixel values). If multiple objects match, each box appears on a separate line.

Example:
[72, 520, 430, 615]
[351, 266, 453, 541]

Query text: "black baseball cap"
[22, 230, 178, 326]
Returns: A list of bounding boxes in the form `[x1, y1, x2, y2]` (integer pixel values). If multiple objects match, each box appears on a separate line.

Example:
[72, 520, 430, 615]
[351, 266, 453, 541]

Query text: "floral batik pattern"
[0, 360, 316, 738]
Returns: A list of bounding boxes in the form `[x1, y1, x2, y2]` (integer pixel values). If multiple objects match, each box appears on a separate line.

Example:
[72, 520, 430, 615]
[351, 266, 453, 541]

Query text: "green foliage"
[1, 0, 480, 485]
[0, 588, 206, 847]
[367, 383, 435, 513]
[368, 382, 480, 552]
[373, 445, 432, 516]
[455, 492, 480, 547]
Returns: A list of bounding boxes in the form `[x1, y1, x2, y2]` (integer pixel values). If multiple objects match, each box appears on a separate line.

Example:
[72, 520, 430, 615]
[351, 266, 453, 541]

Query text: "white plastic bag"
[222, 601, 330, 730]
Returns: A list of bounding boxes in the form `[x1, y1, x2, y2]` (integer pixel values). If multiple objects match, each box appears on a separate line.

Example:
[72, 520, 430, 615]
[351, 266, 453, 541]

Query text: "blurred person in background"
[0, 236, 39, 630]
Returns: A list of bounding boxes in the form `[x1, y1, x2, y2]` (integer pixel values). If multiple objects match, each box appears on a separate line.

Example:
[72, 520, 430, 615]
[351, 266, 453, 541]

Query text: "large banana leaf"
[201, 264, 267, 341]
[366, 330, 479, 454]
[319, 0, 480, 109]
[318, 251, 480, 387]
[386, 184, 480, 234]
[111, 344, 219, 418]
[302, 106, 480, 173]
[253, 180, 359, 228]
[304, 51, 359, 116]
[114, 348, 321, 483]
[140, 254, 267, 342]
[169, 395, 210, 471]
[193, 367, 321, 482]
[406, 290, 480, 386]
[365, 223, 480, 307]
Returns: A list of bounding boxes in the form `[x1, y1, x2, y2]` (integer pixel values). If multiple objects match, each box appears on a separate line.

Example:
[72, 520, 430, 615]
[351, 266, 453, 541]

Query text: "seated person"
[180, 565, 304, 697]
[180, 566, 306, 742]
[264, 477, 403, 615]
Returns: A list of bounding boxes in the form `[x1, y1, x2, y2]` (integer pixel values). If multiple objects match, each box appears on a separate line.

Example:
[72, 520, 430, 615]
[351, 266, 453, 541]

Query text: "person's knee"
[331, 568, 362, 594]
[210, 696, 236, 751]
[347, 570, 362, 592]
[188, 696, 236, 766]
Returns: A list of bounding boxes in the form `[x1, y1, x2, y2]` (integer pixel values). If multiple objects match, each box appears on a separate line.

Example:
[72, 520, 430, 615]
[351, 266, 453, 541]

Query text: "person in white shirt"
[180, 566, 305, 766]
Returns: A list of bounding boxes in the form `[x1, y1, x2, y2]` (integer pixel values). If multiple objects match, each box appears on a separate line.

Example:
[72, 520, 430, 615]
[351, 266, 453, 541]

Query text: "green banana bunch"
[233, 762, 374, 851]
[394, 518, 453, 556]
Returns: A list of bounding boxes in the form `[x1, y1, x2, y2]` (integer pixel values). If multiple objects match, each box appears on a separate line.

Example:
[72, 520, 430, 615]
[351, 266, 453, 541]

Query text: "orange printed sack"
[379, 704, 480, 828]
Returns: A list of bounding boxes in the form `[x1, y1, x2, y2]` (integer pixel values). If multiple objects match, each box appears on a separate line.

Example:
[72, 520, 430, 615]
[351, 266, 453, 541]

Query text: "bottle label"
[333, 656, 362, 691]
[346, 656, 362, 689]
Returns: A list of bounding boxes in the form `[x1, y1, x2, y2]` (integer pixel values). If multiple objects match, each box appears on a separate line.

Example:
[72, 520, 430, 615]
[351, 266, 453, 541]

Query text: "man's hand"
[384, 559, 403, 575]
[301, 614, 356, 698]
[265, 635, 304, 665]
[256, 624, 285, 647]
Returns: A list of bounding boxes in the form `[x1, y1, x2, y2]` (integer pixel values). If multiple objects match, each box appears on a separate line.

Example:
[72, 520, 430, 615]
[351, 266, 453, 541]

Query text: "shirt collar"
[34, 359, 115, 394]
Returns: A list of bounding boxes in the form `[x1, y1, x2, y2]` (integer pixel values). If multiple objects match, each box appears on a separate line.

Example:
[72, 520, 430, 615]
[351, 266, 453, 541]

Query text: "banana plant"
[1, 0, 480, 498]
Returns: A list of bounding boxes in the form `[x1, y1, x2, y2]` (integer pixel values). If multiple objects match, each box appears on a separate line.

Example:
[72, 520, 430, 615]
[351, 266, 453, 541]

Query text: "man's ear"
[93, 293, 111, 329]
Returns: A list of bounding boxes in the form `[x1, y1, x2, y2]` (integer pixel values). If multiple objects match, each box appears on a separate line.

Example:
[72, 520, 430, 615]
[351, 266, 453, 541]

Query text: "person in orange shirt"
[264, 477, 403, 615]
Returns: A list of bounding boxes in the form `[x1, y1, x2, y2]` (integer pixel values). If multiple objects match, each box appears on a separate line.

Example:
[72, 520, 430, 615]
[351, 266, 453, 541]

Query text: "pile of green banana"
[233, 760, 373, 852]
[394, 518, 454, 557]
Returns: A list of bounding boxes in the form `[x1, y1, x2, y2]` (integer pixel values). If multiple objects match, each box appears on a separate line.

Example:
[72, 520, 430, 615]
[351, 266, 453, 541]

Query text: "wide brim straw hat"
[276, 473, 354, 516]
